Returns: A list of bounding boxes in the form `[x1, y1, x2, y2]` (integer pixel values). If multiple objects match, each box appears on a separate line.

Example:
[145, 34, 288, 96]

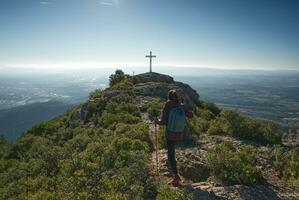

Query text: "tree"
[109, 70, 125, 86]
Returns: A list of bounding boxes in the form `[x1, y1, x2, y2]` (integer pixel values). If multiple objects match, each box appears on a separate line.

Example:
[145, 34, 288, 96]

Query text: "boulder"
[211, 185, 281, 200]
[177, 148, 209, 182]
[133, 72, 199, 109]
[178, 160, 209, 182]
[133, 72, 174, 84]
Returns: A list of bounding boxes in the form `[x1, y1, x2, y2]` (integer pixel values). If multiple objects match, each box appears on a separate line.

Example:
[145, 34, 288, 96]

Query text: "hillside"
[0, 101, 73, 141]
[0, 71, 298, 200]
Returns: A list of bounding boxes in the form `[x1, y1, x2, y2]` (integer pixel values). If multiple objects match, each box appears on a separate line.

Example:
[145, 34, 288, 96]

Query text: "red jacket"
[159, 100, 193, 141]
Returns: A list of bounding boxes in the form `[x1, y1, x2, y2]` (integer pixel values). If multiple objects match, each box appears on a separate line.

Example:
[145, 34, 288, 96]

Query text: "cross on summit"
[146, 51, 156, 73]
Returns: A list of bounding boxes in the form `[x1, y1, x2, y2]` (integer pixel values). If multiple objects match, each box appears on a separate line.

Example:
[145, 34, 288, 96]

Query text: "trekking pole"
[154, 116, 159, 178]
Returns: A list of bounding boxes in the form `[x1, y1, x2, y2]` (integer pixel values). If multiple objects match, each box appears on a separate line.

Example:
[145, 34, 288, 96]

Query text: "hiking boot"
[169, 175, 181, 187]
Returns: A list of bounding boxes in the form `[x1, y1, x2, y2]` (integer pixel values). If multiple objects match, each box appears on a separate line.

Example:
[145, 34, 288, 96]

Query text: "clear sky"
[0, 0, 298, 70]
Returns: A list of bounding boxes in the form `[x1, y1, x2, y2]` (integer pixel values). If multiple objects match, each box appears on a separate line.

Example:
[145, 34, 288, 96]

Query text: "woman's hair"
[167, 89, 179, 103]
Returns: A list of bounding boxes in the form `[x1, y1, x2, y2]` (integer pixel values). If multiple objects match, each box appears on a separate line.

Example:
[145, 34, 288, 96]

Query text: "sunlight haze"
[0, 0, 298, 70]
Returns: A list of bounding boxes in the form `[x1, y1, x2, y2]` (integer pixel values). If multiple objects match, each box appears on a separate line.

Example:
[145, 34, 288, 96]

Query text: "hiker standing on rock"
[155, 89, 193, 186]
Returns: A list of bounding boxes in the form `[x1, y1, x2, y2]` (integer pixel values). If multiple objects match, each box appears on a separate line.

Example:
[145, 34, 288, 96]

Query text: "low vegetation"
[272, 145, 299, 181]
[190, 103, 282, 145]
[157, 126, 167, 149]
[206, 141, 262, 185]
[147, 98, 163, 121]
[156, 184, 194, 200]
[0, 92, 156, 199]
[207, 110, 282, 144]
[0, 70, 195, 199]
[109, 69, 126, 86]
[109, 69, 134, 90]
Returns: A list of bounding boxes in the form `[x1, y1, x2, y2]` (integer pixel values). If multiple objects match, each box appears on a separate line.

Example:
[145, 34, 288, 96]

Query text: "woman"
[155, 89, 193, 186]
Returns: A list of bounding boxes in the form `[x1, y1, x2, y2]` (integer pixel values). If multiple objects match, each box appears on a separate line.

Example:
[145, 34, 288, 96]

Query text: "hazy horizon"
[1, 0, 298, 70]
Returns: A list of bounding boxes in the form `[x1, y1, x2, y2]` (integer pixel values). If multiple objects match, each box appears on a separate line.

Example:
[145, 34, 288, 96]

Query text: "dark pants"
[166, 138, 177, 175]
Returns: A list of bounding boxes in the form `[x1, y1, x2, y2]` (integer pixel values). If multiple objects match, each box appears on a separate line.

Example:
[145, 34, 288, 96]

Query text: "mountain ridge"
[0, 71, 298, 199]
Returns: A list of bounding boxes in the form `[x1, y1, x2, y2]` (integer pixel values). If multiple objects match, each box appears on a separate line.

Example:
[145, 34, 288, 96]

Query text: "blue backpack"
[167, 105, 186, 133]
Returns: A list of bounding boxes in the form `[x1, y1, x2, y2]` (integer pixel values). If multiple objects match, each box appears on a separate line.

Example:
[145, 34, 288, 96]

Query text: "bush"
[110, 77, 134, 90]
[115, 123, 151, 149]
[156, 183, 194, 200]
[0, 135, 11, 159]
[109, 69, 125, 86]
[206, 109, 282, 144]
[157, 126, 167, 149]
[89, 89, 104, 100]
[206, 119, 224, 135]
[206, 141, 261, 185]
[272, 145, 299, 181]
[189, 116, 209, 136]
[202, 101, 221, 116]
[115, 103, 140, 117]
[262, 122, 282, 144]
[194, 108, 216, 121]
[147, 98, 163, 120]
[99, 112, 140, 128]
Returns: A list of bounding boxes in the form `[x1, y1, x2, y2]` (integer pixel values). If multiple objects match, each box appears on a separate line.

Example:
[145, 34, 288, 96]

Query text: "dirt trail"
[141, 112, 218, 200]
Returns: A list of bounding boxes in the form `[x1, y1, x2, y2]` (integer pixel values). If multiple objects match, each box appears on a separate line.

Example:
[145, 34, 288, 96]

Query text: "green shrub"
[262, 122, 282, 144]
[194, 99, 204, 108]
[89, 89, 104, 100]
[206, 141, 261, 185]
[109, 69, 125, 86]
[272, 145, 299, 181]
[206, 109, 282, 144]
[115, 123, 151, 149]
[0, 159, 17, 174]
[194, 108, 216, 120]
[0, 135, 11, 159]
[26, 119, 64, 137]
[111, 77, 134, 90]
[189, 116, 209, 136]
[99, 112, 140, 129]
[206, 119, 224, 135]
[157, 183, 194, 200]
[115, 103, 140, 117]
[147, 98, 163, 120]
[202, 101, 221, 116]
[157, 126, 167, 149]
[110, 93, 134, 104]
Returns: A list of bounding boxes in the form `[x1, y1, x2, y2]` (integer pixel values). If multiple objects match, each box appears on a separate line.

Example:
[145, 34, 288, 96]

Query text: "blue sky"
[0, 0, 298, 70]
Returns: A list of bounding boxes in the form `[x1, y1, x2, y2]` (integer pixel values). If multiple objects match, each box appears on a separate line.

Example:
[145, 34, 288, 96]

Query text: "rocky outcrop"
[133, 72, 174, 84]
[178, 158, 209, 182]
[133, 72, 199, 109]
[211, 185, 281, 200]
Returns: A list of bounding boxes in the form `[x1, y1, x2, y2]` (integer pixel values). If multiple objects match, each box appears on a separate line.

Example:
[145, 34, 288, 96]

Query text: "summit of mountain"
[0, 71, 298, 200]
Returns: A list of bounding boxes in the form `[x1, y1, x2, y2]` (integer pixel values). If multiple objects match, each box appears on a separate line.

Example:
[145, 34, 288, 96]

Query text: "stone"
[133, 72, 174, 84]
[133, 73, 199, 109]
[178, 160, 209, 182]
[176, 149, 210, 182]
[211, 185, 281, 200]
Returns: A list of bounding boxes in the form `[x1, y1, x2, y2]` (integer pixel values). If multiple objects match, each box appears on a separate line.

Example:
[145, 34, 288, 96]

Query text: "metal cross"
[145, 51, 156, 73]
